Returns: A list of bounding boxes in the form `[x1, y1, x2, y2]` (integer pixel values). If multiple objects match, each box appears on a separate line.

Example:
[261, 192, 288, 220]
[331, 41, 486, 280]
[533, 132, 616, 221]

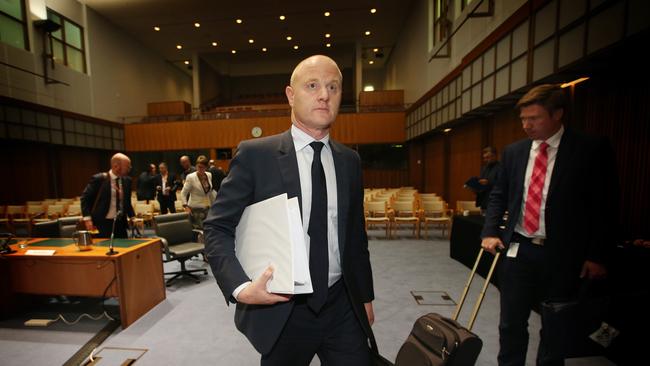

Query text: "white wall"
[385, 0, 525, 103]
[0, 0, 192, 122]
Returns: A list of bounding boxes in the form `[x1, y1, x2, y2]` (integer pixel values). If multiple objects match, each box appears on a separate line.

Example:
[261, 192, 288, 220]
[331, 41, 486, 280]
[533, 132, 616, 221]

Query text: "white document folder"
[235, 194, 313, 294]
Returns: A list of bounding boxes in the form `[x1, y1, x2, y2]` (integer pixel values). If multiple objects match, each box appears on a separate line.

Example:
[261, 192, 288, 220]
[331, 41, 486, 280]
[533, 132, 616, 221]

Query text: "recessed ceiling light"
[194, 22, 200, 28]
[176, 44, 182, 49]
[324, 11, 331, 17]
[212, 41, 218, 46]
[369, 60, 374, 64]
[279, 15, 286, 20]
[443, 128, 452, 133]
[286, 36, 292, 41]
[249, 39, 254, 44]
[184, 60, 190, 65]
[365, 30, 371, 36]
[153, 26, 160, 31]
[293, 45, 299, 50]
[236, 19, 243, 24]
[373, 48, 379, 52]
[370, 8, 377, 14]
[325, 33, 331, 38]
[231, 49, 237, 54]
[262, 47, 267, 52]
[326, 43, 331, 47]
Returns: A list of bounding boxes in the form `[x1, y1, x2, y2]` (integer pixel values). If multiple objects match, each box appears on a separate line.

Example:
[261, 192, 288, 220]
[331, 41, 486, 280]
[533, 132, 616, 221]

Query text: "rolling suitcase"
[394, 248, 501, 366]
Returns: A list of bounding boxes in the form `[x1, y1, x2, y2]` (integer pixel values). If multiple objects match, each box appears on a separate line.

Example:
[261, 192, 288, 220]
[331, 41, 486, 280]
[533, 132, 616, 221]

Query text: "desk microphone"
[106, 210, 122, 256]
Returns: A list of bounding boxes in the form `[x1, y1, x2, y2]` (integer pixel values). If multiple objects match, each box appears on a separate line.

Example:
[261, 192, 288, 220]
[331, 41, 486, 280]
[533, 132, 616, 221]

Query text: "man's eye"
[328, 84, 339, 91]
[308, 83, 317, 89]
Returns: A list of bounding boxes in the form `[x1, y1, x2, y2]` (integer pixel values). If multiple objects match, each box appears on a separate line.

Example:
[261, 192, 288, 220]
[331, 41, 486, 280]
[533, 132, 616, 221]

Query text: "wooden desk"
[0, 238, 166, 329]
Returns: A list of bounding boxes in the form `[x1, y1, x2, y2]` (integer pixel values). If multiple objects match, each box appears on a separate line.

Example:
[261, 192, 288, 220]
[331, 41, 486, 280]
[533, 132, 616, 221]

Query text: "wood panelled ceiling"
[81, 0, 413, 71]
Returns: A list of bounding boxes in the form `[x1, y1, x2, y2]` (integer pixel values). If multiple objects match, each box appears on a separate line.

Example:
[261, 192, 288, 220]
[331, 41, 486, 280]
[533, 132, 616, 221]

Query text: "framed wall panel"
[535, 1, 557, 45]
[533, 40, 555, 81]
[511, 56, 527, 91]
[558, 24, 585, 67]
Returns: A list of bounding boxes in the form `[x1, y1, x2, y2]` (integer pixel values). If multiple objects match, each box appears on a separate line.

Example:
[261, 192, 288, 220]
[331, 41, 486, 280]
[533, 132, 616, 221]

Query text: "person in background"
[208, 159, 226, 193]
[203, 55, 375, 365]
[181, 155, 215, 228]
[80, 153, 135, 238]
[475, 146, 502, 214]
[136, 163, 157, 202]
[155, 162, 180, 214]
[179, 155, 196, 184]
[481, 84, 618, 366]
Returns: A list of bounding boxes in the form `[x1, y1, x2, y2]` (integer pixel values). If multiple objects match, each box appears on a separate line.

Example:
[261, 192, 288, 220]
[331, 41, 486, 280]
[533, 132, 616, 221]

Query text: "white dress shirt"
[233, 125, 343, 300]
[515, 125, 564, 238]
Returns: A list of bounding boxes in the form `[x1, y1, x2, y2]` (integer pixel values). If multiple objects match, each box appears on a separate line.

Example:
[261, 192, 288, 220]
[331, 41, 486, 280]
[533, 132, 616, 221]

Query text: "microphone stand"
[106, 210, 122, 256]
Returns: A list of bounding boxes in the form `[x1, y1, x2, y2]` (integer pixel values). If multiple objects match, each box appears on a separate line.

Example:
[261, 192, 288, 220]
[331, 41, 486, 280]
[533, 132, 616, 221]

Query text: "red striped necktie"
[523, 142, 549, 235]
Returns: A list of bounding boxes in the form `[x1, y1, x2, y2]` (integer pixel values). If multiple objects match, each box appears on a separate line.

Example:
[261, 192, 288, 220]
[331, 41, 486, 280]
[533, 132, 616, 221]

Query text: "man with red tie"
[481, 84, 618, 365]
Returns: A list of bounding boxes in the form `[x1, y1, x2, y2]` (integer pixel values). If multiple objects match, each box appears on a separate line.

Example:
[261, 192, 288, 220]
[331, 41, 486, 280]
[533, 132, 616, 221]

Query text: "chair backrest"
[457, 200, 480, 213]
[6, 205, 25, 217]
[66, 204, 81, 216]
[365, 201, 388, 217]
[32, 220, 60, 237]
[25, 201, 42, 206]
[392, 200, 416, 216]
[47, 205, 65, 217]
[26, 205, 45, 216]
[58, 216, 81, 238]
[135, 203, 154, 216]
[153, 212, 195, 245]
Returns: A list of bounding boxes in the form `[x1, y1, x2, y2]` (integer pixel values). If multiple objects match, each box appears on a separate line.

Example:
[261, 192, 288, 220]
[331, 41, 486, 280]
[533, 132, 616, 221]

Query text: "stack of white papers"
[235, 194, 312, 294]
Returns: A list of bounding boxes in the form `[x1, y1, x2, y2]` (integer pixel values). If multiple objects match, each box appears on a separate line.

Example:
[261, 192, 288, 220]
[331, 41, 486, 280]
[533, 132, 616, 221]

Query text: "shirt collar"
[109, 170, 118, 180]
[291, 124, 330, 152]
[532, 124, 564, 150]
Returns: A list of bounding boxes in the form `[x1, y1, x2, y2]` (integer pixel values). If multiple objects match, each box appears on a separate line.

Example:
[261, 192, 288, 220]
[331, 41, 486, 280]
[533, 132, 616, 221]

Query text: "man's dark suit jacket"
[81, 173, 135, 225]
[481, 128, 618, 294]
[153, 173, 179, 202]
[136, 172, 156, 200]
[208, 166, 225, 192]
[203, 129, 375, 355]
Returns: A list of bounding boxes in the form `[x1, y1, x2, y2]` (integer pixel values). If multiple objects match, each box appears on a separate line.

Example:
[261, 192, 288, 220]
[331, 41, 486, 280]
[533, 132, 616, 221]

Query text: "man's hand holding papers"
[237, 266, 292, 305]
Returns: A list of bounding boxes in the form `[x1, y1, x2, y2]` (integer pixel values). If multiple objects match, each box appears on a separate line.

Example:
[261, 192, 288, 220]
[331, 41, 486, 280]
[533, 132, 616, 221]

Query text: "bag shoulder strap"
[90, 172, 110, 216]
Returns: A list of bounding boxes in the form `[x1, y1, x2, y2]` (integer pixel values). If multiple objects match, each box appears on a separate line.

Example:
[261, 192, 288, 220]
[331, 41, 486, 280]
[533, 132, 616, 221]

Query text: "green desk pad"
[95, 239, 150, 248]
[28, 238, 76, 247]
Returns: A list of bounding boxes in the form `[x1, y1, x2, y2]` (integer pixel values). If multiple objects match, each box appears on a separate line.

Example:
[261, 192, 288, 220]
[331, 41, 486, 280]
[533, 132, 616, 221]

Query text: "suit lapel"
[330, 140, 350, 256]
[510, 140, 532, 227]
[277, 130, 303, 215]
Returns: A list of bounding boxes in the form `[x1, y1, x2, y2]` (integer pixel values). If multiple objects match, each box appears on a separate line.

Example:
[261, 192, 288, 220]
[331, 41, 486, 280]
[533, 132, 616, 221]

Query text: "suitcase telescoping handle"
[452, 248, 501, 331]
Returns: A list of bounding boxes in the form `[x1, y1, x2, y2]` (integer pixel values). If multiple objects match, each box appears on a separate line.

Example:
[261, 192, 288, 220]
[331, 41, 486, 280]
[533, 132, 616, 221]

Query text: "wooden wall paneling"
[362, 169, 409, 189]
[125, 112, 405, 151]
[423, 135, 445, 195]
[489, 108, 527, 158]
[58, 147, 111, 199]
[1, 141, 50, 204]
[448, 124, 483, 206]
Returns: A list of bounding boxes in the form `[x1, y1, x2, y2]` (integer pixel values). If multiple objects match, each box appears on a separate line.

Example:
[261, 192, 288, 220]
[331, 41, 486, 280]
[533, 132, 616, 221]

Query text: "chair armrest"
[158, 237, 172, 259]
[192, 229, 204, 243]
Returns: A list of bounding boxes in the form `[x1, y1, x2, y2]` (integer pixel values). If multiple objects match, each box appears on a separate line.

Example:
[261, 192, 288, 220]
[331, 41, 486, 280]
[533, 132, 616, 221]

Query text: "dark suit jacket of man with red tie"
[81, 171, 135, 239]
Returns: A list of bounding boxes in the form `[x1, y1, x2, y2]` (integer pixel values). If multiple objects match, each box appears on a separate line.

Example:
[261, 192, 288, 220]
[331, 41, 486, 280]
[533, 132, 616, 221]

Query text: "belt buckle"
[531, 237, 545, 246]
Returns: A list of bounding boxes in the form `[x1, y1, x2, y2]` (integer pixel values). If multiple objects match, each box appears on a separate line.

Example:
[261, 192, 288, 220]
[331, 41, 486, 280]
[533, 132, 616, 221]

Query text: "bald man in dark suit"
[203, 55, 376, 365]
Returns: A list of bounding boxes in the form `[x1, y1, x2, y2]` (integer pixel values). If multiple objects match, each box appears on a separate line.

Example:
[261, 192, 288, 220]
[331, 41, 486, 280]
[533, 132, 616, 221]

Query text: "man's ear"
[285, 86, 294, 107]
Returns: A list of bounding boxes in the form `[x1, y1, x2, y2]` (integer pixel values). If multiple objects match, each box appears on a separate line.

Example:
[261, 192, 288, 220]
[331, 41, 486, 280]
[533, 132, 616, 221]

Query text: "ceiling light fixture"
[262, 47, 267, 52]
[365, 30, 371, 36]
[231, 49, 237, 54]
[212, 41, 218, 46]
[370, 8, 377, 14]
[443, 128, 452, 133]
[373, 48, 379, 52]
[369, 60, 374, 64]
[286, 36, 292, 41]
[176, 44, 182, 49]
[249, 39, 254, 44]
[561, 77, 590, 88]
[326, 43, 331, 47]
[325, 33, 331, 38]
[236, 19, 243, 24]
[153, 26, 160, 31]
[324, 11, 331, 17]
[194, 22, 200, 28]
[293, 45, 299, 50]
[279, 15, 286, 20]
[184, 60, 189, 65]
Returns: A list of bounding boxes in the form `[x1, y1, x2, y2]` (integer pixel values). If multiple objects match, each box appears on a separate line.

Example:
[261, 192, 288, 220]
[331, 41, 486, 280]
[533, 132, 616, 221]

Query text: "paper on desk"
[235, 194, 312, 294]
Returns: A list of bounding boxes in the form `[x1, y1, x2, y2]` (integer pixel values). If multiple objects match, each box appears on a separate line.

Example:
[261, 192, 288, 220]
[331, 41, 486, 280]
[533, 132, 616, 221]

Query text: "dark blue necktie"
[307, 141, 329, 313]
